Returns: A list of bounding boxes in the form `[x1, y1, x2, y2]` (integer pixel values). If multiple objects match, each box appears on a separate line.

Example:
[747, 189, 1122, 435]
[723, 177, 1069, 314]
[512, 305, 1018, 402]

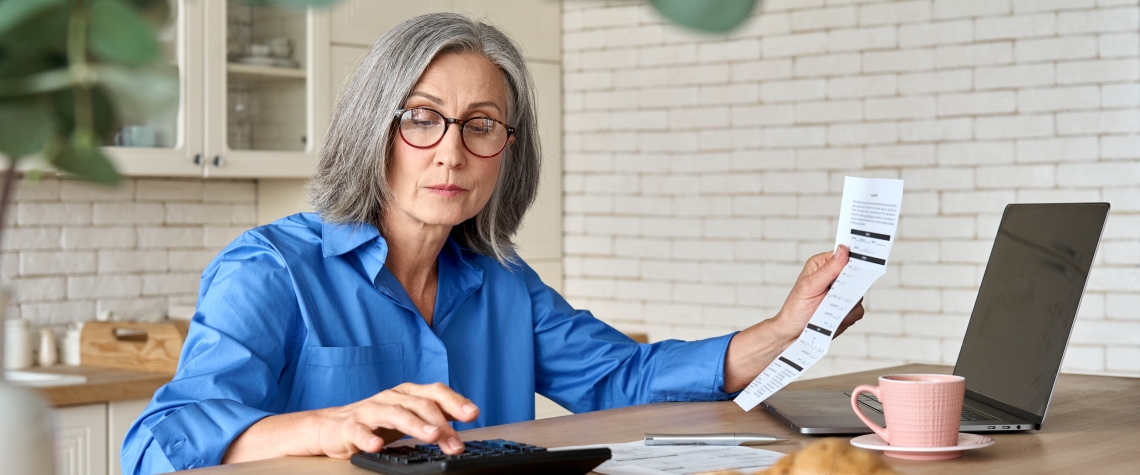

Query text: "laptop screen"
[954, 203, 1109, 420]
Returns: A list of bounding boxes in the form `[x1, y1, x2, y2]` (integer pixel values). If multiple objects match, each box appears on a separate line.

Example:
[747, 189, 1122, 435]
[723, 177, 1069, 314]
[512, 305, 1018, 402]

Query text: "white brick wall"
[4, 178, 257, 327]
[563, 0, 1140, 378]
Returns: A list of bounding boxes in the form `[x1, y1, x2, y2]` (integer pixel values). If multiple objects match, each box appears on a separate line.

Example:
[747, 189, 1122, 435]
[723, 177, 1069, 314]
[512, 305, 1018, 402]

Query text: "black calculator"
[350, 439, 612, 475]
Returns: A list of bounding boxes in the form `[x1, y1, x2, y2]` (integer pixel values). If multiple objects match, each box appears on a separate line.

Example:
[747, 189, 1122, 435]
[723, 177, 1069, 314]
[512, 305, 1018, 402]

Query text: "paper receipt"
[734, 176, 904, 412]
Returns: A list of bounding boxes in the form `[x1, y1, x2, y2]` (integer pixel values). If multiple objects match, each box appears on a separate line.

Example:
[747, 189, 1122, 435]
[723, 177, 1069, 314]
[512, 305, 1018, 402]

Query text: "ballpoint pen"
[644, 433, 788, 446]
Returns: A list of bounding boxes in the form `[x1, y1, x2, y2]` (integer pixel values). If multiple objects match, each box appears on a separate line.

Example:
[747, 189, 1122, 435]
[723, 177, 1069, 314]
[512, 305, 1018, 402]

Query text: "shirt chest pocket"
[298, 344, 404, 409]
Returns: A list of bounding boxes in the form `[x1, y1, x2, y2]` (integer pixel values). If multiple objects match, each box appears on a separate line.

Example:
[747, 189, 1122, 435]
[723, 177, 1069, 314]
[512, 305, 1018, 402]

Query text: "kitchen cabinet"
[55, 403, 107, 475]
[108, 399, 151, 475]
[106, 0, 331, 179]
[53, 399, 150, 475]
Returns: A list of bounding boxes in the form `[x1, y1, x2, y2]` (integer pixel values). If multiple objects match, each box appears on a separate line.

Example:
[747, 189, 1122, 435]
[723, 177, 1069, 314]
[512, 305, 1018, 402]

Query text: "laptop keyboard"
[846, 392, 989, 421]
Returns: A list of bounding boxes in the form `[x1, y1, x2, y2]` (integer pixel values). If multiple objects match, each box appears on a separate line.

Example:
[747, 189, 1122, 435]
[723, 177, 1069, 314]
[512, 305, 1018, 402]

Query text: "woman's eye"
[413, 119, 437, 127]
[468, 120, 495, 134]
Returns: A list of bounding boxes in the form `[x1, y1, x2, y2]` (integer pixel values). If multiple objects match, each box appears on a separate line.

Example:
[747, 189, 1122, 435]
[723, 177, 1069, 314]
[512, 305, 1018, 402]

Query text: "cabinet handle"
[192, 154, 202, 165]
[212, 155, 224, 167]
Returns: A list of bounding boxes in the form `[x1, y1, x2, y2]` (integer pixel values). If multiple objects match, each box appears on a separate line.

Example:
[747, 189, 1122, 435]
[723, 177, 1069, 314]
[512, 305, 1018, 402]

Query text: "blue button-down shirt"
[121, 213, 738, 474]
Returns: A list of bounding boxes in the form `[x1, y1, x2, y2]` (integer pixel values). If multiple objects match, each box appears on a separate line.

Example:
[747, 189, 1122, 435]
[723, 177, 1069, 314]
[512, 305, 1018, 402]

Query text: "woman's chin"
[412, 210, 475, 228]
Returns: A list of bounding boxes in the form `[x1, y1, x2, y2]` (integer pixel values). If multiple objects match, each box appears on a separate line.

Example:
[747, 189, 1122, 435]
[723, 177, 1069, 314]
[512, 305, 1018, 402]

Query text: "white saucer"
[850, 433, 994, 460]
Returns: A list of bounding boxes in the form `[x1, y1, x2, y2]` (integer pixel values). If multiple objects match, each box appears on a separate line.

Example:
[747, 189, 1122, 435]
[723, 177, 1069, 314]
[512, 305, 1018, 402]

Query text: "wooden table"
[185, 364, 1140, 474]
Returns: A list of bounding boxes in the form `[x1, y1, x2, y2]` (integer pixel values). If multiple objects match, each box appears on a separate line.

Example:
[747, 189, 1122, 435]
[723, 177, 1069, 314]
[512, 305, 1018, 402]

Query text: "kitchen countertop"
[18, 365, 170, 407]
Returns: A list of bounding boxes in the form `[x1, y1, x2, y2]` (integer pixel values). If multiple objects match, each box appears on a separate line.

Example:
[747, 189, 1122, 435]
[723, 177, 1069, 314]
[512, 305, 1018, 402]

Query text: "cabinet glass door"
[204, 0, 328, 178]
[104, 0, 204, 177]
[225, 0, 308, 152]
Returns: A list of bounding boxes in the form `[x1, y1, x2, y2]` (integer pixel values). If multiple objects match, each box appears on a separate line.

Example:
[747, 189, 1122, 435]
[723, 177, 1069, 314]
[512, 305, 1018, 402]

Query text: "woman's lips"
[426, 184, 468, 198]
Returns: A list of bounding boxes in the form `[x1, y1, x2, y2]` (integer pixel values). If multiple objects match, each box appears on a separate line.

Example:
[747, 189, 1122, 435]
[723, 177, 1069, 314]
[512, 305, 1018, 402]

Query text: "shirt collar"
[320, 220, 484, 321]
[322, 220, 388, 285]
[321, 220, 382, 258]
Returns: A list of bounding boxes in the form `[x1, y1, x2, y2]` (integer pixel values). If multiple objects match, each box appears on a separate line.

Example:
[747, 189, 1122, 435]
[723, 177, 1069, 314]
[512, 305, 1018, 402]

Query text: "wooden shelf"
[227, 62, 306, 82]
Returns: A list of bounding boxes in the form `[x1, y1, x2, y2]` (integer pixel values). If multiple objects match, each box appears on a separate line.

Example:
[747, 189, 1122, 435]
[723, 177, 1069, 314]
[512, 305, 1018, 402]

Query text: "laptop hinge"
[963, 389, 1042, 424]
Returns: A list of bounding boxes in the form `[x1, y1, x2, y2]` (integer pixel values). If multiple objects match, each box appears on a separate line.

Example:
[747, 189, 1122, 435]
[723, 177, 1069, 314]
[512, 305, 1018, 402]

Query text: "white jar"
[4, 319, 32, 370]
[37, 329, 57, 367]
[61, 324, 82, 367]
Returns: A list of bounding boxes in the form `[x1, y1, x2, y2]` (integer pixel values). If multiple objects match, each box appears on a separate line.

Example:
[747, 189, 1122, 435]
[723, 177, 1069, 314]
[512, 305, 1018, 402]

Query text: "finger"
[376, 404, 467, 455]
[349, 422, 384, 455]
[374, 392, 452, 428]
[801, 249, 834, 277]
[806, 245, 849, 284]
[371, 388, 470, 454]
[357, 404, 443, 446]
[395, 382, 480, 423]
[835, 301, 866, 337]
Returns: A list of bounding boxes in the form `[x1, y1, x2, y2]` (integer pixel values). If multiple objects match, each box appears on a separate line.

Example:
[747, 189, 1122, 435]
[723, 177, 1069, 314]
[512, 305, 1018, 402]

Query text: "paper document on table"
[734, 176, 904, 412]
[553, 440, 784, 475]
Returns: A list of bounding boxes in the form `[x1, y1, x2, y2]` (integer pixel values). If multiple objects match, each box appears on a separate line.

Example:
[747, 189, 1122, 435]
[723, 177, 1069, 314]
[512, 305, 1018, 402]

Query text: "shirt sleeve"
[121, 237, 302, 474]
[524, 265, 741, 414]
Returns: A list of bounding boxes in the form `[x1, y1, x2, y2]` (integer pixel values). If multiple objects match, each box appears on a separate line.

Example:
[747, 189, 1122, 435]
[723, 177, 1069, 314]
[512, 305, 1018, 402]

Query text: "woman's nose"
[435, 126, 467, 169]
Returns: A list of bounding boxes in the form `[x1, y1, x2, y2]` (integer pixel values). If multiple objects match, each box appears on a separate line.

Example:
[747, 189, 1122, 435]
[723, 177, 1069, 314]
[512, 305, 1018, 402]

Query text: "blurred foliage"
[649, 0, 758, 33]
[0, 0, 755, 186]
[0, 0, 178, 186]
[0, 0, 338, 187]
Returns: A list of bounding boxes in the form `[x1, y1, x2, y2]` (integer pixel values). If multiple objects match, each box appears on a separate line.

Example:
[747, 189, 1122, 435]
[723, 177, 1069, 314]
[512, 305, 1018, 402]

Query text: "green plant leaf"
[122, 0, 172, 27]
[95, 64, 176, 123]
[0, 67, 73, 97]
[0, 3, 68, 56]
[50, 86, 118, 142]
[48, 130, 120, 185]
[0, 0, 65, 37]
[0, 98, 54, 159]
[649, 0, 757, 33]
[0, 52, 64, 80]
[90, 0, 160, 65]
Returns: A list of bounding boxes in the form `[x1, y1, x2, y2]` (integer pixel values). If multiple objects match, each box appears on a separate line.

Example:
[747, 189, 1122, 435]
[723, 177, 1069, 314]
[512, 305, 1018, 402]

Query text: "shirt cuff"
[144, 399, 273, 470]
[651, 331, 741, 402]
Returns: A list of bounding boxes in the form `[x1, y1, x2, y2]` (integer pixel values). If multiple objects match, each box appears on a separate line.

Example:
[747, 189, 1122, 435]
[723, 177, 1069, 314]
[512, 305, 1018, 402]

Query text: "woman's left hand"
[722, 245, 866, 393]
[769, 244, 865, 339]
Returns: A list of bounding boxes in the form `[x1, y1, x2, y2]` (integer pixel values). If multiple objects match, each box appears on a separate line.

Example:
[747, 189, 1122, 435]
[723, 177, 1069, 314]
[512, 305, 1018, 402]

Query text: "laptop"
[760, 202, 1111, 434]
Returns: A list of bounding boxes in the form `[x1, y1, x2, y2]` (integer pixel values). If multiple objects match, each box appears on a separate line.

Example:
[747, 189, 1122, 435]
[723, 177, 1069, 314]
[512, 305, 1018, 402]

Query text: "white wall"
[561, 0, 1140, 378]
[4, 178, 257, 325]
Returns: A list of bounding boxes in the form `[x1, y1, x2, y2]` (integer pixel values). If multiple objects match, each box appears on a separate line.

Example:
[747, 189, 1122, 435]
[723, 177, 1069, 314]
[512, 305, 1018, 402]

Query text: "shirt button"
[186, 459, 201, 469]
[171, 438, 185, 450]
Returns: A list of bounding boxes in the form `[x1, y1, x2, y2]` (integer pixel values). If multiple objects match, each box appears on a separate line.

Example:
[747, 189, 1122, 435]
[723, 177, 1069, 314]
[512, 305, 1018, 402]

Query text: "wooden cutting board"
[79, 321, 190, 374]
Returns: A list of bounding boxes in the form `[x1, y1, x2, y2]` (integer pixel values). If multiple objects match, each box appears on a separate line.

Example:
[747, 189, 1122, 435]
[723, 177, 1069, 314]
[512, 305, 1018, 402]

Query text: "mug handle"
[851, 384, 889, 443]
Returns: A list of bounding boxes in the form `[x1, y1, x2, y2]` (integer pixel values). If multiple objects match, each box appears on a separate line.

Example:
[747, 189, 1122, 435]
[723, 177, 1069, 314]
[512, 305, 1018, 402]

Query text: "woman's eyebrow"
[408, 91, 444, 105]
[407, 92, 503, 116]
[467, 101, 504, 116]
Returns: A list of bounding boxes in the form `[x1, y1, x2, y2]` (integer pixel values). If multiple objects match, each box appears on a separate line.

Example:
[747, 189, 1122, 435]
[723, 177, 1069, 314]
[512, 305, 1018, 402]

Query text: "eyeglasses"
[394, 107, 516, 158]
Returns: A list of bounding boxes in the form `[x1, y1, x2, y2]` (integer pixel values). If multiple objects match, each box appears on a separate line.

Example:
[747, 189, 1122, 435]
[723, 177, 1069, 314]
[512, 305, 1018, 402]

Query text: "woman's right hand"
[222, 382, 480, 464]
[313, 382, 480, 459]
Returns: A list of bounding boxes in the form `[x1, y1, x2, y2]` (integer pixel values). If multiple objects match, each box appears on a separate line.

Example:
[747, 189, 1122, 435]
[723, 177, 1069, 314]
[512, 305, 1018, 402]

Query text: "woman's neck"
[379, 211, 451, 325]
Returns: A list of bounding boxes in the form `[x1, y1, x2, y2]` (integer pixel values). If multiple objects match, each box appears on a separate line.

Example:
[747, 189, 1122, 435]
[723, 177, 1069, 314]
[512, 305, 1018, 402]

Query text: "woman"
[123, 13, 864, 474]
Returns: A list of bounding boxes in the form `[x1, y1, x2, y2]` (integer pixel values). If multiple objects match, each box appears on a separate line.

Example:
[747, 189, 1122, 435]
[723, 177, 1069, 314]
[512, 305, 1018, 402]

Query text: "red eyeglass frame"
[394, 107, 516, 158]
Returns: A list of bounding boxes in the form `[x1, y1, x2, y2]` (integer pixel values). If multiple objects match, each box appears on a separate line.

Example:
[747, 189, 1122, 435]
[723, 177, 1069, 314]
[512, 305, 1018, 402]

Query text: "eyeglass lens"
[399, 108, 509, 157]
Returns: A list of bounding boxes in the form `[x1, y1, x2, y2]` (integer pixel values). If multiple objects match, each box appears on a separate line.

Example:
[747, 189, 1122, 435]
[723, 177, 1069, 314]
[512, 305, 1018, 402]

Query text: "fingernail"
[462, 403, 477, 414]
[423, 424, 437, 435]
[370, 437, 381, 447]
[448, 437, 463, 452]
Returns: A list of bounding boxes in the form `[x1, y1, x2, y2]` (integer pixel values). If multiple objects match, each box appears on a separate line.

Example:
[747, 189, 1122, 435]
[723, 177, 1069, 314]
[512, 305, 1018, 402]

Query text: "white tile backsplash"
[3, 177, 257, 326]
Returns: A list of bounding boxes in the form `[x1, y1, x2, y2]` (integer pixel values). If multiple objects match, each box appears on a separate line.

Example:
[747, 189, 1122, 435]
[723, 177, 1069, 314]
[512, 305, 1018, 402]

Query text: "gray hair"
[308, 12, 540, 265]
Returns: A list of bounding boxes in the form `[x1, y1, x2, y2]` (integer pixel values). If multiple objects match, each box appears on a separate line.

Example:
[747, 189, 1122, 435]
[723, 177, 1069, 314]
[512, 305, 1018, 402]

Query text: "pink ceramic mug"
[851, 374, 965, 447]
